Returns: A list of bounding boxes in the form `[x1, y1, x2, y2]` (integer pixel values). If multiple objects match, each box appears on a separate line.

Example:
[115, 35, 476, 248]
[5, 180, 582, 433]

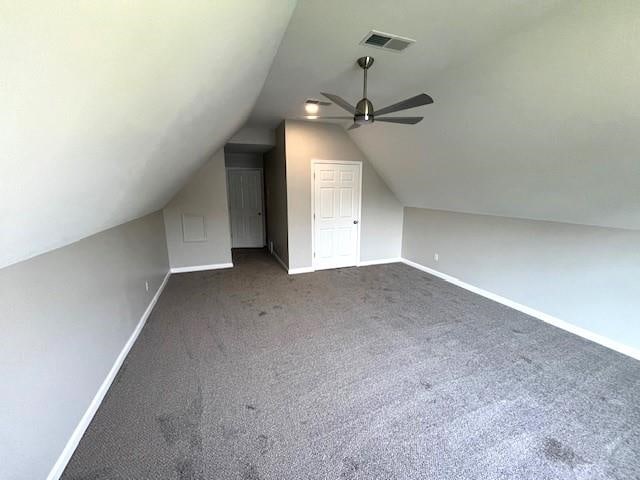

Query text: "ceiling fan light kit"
[304, 102, 319, 114]
[304, 56, 434, 129]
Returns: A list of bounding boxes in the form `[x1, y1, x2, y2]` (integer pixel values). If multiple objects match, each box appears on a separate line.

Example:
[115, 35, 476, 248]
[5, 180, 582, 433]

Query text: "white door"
[227, 168, 265, 248]
[313, 162, 361, 270]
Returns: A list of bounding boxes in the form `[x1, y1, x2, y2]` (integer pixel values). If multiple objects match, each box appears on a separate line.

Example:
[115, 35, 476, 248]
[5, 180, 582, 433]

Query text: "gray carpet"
[62, 249, 640, 480]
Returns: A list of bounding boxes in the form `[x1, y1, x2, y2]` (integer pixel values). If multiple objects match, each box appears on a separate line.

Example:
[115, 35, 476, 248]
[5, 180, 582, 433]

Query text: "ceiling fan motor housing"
[355, 98, 374, 124]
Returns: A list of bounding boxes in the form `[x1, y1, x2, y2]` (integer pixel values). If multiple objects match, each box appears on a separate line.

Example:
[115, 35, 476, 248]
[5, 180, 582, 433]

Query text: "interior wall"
[284, 120, 403, 269]
[163, 149, 232, 269]
[0, 211, 169, 480]
[402, 207, 640, 353]
[264, 123, 289, 266]
[227, 125, 276, 147]
[225, 152, 264, 169]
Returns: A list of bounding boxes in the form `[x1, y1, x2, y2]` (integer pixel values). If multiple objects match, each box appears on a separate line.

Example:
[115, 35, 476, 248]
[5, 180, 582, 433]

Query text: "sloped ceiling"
[1, 0, 296, 268]
[251, 0, 640, 230]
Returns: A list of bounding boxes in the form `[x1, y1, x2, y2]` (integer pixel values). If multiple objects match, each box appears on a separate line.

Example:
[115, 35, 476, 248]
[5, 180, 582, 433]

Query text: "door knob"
[258, 212, 262, 216]
[353, 220, 359, 224]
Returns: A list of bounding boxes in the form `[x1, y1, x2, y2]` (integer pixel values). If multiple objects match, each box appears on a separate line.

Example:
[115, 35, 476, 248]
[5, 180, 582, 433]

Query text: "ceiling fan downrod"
[355, 56, 375, 124]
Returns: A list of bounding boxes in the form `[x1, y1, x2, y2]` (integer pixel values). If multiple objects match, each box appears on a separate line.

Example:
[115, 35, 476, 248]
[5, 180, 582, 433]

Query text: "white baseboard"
[46, 270, 171, 480]
[401, 258, 640, 362]
[358, 257, 402, 266]
[271, 250, 288, 272]
[289, 258, 401, 274]
[288, 266, 315, 275]
[170, 262, 233, 273]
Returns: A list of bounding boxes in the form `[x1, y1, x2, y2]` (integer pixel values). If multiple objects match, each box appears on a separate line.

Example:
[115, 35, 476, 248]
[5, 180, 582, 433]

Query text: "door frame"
[310, 159, 363, 270]
[225, 167, 266, 248]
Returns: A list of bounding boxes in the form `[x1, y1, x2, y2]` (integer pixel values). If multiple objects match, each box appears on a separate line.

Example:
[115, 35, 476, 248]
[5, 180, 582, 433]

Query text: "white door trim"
[310, 159, 363, 270]
[226, 167, 266, 248]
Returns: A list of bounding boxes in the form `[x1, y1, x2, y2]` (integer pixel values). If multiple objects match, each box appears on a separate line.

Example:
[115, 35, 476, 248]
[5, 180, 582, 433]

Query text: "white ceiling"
[251, 0, 640, 230]
[1, 0, 296, 268]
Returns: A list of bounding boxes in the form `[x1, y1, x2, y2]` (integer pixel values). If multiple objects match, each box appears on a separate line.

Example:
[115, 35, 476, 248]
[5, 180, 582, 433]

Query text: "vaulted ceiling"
[1, 0, 296, 268]
[251, 0, 640, 230]
[4, 0, 639, 269]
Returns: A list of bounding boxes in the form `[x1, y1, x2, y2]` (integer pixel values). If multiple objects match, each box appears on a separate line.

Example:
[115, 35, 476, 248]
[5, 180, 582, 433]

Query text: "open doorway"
[225, 137, 288, 272]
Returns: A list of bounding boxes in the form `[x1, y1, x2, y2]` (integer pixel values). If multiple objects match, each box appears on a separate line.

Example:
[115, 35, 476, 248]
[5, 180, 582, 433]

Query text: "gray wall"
[264, 123, 289, 266]
[284, 120, 403, 269]
[0, 211, 169, 480]
[402, 207, 640, 352]
[224, 152, 264, 169]
[163, 149, 232, 268]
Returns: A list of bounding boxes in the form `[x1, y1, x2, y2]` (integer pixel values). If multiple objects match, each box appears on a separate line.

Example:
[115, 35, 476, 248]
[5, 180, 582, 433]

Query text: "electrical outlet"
[434, 253, 439, 262]
[145, 281, 149, 292]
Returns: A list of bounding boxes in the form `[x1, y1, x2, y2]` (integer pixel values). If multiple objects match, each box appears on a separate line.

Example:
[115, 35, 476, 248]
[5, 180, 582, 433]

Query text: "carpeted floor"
[62, 249, 640, 480]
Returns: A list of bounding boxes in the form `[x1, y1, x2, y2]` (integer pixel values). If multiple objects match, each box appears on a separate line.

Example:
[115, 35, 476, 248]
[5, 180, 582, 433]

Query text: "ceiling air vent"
[360, 30, 415, 53]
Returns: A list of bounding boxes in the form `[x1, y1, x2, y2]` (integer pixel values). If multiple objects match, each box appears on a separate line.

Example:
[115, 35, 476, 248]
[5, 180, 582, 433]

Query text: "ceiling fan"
[304, 56, 434, 129]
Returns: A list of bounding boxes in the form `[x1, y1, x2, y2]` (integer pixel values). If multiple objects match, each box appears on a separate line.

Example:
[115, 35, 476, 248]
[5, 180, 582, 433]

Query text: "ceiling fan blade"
[320, 92, 356, 114]
[347, 123, 361, 130]
[374, 93, 434, 116]
[303, 116, 353, 119]
[375, 116, 424, 125]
